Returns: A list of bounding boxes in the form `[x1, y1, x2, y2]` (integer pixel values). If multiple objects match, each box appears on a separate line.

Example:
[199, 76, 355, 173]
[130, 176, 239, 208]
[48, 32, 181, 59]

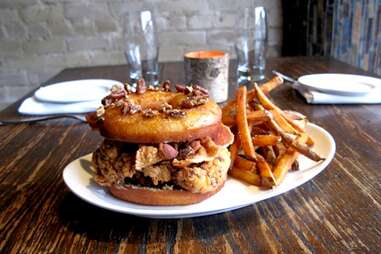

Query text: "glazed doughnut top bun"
[87, 79, 233, 205]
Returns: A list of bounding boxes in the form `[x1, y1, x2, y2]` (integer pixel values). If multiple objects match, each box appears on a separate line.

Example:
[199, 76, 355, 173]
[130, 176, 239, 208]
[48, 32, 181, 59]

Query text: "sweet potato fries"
[223, 76, 324, 188]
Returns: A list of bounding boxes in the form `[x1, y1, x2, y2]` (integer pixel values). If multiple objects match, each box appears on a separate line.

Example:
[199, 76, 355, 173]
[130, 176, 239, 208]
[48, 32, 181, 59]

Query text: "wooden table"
[0, 57, 380, 253]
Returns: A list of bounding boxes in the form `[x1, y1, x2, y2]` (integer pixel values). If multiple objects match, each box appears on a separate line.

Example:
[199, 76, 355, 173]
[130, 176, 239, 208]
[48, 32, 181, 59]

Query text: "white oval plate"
[63, 123, 335, 219]
[34, 79, 123, 103]
[298, 74, 381, 96]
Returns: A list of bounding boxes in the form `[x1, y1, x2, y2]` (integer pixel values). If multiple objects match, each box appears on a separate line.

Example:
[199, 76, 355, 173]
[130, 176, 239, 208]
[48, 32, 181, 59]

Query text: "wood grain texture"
[0, 57, 380, 253]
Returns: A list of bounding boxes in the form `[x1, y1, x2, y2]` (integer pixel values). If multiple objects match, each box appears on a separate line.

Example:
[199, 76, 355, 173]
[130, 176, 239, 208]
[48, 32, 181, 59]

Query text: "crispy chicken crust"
[92, 139, 230, 193]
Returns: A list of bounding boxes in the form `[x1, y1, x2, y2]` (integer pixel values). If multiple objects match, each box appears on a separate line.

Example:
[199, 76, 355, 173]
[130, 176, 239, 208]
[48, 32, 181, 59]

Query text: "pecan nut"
[122, 101, 130, 115]
[178, 145, 194, 160]
[175, 84, 186, 93]
[184, 86, 193, 95]
[142, 109, 159, 118]
[192, 84, 209, 95]
[181, 96, 208, 108]
[159, 102, 173, 112]
[159, 143, 178, 160]
[129, 103, 141, 114]
[136, 79, 146, 94]
[96, 106, 105, 120]
[102, 85, 127, 106]
[125, 83, 136, 93]
[166, 109, 186, 118]
[161, 80, 171, 91]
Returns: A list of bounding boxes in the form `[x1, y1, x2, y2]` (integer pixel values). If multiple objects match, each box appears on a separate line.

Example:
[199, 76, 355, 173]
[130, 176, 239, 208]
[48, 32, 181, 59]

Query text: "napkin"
[295, 85, 381, 104]
[18, 96, 101, 115]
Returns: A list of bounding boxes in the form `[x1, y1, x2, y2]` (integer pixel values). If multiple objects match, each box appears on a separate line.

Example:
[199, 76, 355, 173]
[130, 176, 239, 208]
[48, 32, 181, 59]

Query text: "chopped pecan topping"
[125, 83, 136, 93]
[121, 101, 130, 115]
[166, 109, 186, 118]
[178, 145, 194, 160]
[180, 98, 193, 109]
[176, 140, 201, 160]
[101, 97, 111, 106]
[159, 143, 178, 160]
[175, 83, 209, 99]
[192, 84, 209, 95]
[159, 102, 173, 112]
[192, 89, 205, 97]
[185, 86, 193, 94]
[102, 85, 127, 106]
[120, 100, 141, 115]
[136, 79, 146, 94]
[114, 100, 124, 108]
[124, 82, 130, 91]
[161, 80, 171, 91]
[181, 96, 208, 108]
[111, 84, 124, 94]
[175, 84, 186, 93]
[129, 103, 141, 114]
[96, 106, 105, 120]
[142, 108, 159, 118]
[102, 94, 125, 107]
[111, 88, 126, 99]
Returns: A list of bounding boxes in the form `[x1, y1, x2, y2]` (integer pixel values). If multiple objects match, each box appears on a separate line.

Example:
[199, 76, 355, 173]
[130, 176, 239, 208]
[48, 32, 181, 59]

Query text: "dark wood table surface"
[0, 57, 380, 253]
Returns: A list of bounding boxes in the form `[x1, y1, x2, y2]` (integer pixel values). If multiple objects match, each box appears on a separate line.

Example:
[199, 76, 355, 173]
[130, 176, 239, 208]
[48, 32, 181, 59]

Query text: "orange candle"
[184, 50, 229, 103]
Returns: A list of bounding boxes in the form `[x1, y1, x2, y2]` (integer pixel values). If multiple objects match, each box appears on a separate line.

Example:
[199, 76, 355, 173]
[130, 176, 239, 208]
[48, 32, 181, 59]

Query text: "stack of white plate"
[294, 73, 381, 104]
[18, 79, 123, 115]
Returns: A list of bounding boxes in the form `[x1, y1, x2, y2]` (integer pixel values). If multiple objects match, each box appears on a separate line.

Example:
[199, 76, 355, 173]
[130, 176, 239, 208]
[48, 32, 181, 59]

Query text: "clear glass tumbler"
[235, 6, 267, 83]
[235, 7, 251, 85]
[123, 10, 159, 86]
[252, 6, 267, 81]
[235, 37, 251, 85]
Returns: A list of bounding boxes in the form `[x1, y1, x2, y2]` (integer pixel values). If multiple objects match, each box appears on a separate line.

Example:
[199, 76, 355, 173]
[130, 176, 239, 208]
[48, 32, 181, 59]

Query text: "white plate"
[34, 79, 123, 103]
[63, 123, 335, 219]
[298, 74, 381, 96]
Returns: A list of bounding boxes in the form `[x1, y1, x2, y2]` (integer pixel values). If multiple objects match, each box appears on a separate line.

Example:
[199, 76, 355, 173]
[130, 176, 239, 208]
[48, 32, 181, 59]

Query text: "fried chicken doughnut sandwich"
[87, 79, 234, 205]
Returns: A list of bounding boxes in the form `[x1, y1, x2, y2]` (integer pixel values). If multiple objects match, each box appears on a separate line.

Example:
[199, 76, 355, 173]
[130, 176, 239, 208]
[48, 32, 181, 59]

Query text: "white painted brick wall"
[0, 0, 282, 110]
[23, 39, 66, 55]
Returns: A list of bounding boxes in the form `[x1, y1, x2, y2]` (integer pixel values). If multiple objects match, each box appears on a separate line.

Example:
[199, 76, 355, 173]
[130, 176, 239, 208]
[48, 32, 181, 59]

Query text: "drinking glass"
[235, 7, 251, 85]
[235, 34, 251, 85]
[252, 6, 267, 81]
[235, 6, 268, 83]
[123, 10, 159, 86]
